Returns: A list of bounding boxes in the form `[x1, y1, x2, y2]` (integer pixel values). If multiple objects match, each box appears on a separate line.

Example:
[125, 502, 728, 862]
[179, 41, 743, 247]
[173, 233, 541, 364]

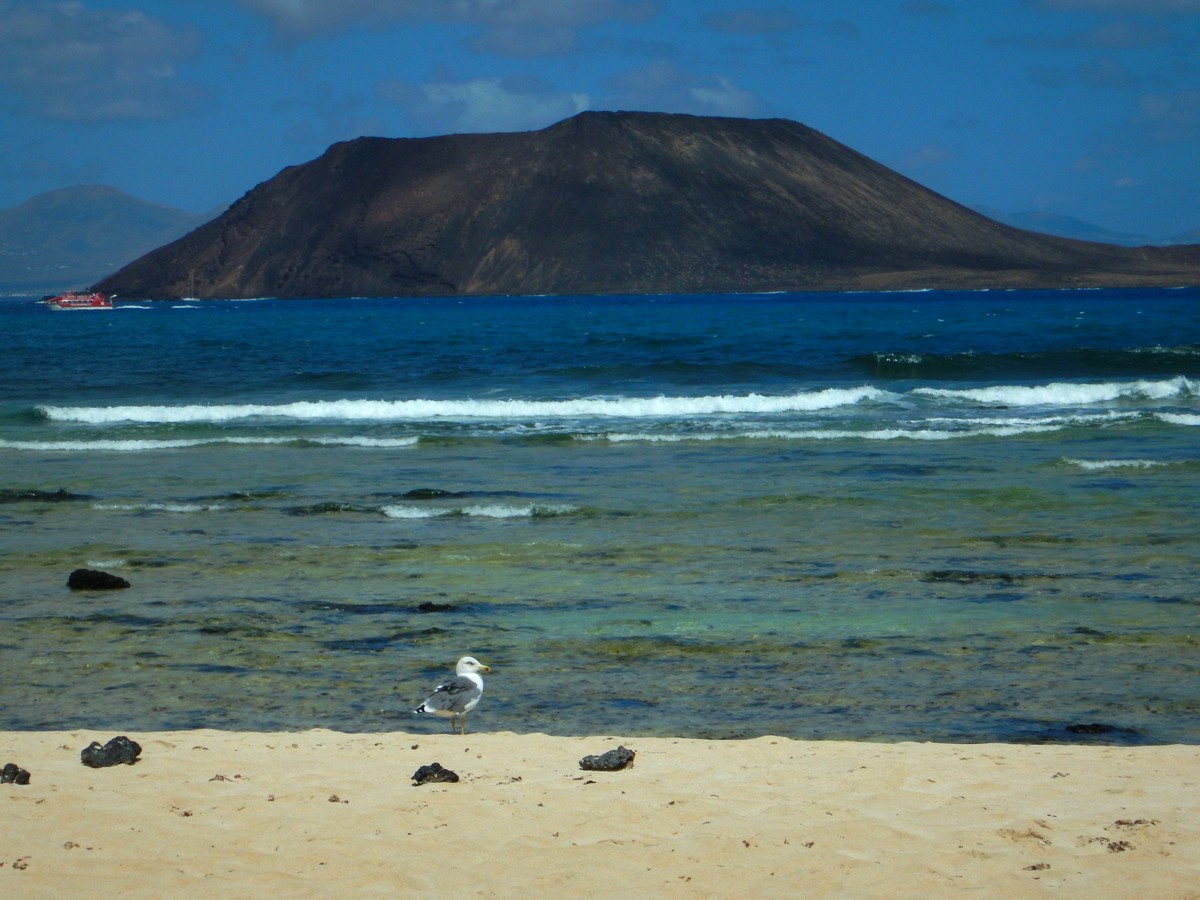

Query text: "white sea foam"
[93, 502, 225, 513]
[0, 435, 418, 452]
[1157, 412, 1200, 426]
[597, 422, 1062, 442]
[0, 438, 225, 451]
[1063, 458, 1171, 471]
[310, 436, 419, 448]
[38, 387, 882, 425]
[937, 411, 1138, 427]
[380, 503, 577, 519]
[914, 376, 1196, 407]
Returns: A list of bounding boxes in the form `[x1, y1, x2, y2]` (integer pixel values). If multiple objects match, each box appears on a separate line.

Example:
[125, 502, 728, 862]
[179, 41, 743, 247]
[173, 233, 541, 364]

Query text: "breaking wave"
[380, 503, 579, 519]
[856, 345, 1200, 379]
[92, 502, 226, 513]
[0, 435, 419, 452]
[37, 387, 883, 425]
[1157, 412, 1200, 426]
[1063, 458, 1174, 471]
[595, 423, 1063, 442]
[913, 376, 1195, 407]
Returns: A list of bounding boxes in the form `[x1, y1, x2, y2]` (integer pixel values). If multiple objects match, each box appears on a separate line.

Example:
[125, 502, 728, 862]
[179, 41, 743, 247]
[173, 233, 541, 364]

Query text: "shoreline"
[3, 729, 1197, 896]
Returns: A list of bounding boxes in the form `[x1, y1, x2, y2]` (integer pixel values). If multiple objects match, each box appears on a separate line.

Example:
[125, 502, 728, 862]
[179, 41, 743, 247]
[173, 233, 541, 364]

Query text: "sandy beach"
[1, 729, 1197, 897]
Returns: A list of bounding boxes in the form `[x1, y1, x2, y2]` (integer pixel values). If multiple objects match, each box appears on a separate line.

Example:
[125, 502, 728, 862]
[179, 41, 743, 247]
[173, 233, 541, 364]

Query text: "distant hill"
[98, 112, 1200, 299]
[974, 207, 1159, 248]
[0, 185, 220, 294]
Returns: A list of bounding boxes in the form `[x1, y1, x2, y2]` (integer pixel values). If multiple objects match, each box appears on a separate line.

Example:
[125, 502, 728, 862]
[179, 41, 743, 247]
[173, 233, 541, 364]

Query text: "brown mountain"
[97, 111, 1200, 299]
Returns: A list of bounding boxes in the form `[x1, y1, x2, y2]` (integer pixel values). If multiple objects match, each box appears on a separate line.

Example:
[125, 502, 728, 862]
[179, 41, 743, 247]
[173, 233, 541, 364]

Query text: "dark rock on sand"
[80, 736, 142, 767]
[1, 763, 31, 784]
[412, 762, 460, 785]
[579, 745, 636, 771]
[67, 568, 131, 590]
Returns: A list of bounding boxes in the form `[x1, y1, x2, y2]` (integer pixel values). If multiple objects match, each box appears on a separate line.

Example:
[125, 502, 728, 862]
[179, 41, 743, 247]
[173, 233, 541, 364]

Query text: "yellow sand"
[2, 730, 1198, 897]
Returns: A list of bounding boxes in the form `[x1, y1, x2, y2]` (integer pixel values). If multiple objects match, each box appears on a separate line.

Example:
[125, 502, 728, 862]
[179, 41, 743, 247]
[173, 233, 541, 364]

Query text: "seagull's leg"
[461, 712, 468, 736]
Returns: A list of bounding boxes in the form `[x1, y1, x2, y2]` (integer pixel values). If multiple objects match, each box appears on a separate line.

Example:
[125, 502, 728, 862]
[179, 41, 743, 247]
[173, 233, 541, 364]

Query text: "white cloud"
[994, 22, 1176, 51]
[688, 77, 760, 117]
[275, 83, 387, 148]
[0, 1, 204, 122]
[705, 8, 801, 35]
[1134, 90, 1200, 143]
[605, 62, 759, 118]
[378, 75, 589, 134]
[705, 8, 858, 39]
[892, 142, 953, 174]
[232, 0, 655, 54]
[469, 24, 578, 57]
[1074, 22, 1175, 49]
[1029, 57, 1144, 89]
[1034, 0, 1200, 13]
[233, 0, 427, 33]
[1071, 89, 1199, 175]
[902, 1, 955, 16]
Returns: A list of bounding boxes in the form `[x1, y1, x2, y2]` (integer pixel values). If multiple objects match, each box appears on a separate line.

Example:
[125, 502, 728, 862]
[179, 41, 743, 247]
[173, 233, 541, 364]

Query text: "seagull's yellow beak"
[480, 665, 492, 673]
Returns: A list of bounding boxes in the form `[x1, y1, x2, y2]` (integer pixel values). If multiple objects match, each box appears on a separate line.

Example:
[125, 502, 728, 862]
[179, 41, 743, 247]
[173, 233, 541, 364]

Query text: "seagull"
[414, 656, 491, 735]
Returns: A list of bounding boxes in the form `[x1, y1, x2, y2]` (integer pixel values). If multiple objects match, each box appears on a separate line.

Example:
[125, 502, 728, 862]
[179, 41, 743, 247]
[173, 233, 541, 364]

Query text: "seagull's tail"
[414, 703, 428, 715]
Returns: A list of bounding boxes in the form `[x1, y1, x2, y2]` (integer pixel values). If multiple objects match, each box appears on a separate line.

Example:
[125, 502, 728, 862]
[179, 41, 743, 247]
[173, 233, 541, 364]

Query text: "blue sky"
[2, 0, 1198, 237]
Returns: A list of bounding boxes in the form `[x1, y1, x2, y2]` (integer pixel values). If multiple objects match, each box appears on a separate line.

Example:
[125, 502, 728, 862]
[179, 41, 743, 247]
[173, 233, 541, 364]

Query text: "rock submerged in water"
[80, 736, 142, 767]
[579, 745, 636, 771]
[412, 762, 459, 785]
[0, 488, 91, 504]
[67, 568, 130, 590]
[1065, 723, 1144, 738]
[417, 601, 458, 613]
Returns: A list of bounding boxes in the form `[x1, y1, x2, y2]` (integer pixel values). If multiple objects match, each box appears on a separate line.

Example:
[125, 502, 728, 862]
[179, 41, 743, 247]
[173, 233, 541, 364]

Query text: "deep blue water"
[2, 288, 1198, 743]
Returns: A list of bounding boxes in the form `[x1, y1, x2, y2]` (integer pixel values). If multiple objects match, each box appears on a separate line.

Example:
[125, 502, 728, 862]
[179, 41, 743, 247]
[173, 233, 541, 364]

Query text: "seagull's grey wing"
[423, 675, 482, 714]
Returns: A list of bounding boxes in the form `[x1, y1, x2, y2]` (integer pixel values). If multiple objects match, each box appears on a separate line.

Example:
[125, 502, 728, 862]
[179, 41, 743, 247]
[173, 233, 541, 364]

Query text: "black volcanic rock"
[80, 736, 142, 767]
[411, 762, 459, 785]
[579, 745, 636, 771]
[67, 568, 131, 590]
[1, 763, 31, 784]
[97, 111, 1200, 299]
[0, 489, 91, 504]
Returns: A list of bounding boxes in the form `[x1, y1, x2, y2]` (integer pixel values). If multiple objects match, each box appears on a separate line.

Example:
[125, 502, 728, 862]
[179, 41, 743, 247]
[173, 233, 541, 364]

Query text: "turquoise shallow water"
[2, 290, 1198, 742]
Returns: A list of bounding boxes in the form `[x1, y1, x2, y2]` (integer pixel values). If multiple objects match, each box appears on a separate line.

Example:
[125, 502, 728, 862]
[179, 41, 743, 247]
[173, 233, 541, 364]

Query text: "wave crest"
[38, 387, 882, 425]
[380, 503, 578, 519]
[914, 376, 1196, 407]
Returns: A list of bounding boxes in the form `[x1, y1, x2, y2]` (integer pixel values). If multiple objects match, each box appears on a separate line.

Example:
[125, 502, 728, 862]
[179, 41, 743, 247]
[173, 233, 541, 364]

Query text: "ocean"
[2, 288, 1197, 744]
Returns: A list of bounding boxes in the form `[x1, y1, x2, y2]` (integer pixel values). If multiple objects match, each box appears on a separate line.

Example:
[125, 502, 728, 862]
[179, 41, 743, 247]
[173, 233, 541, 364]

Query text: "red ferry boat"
[43, 290, 113, 310]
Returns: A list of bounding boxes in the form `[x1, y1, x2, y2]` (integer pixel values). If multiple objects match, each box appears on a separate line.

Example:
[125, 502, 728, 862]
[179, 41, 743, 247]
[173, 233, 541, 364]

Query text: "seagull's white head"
[456, 656, 491, 675]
